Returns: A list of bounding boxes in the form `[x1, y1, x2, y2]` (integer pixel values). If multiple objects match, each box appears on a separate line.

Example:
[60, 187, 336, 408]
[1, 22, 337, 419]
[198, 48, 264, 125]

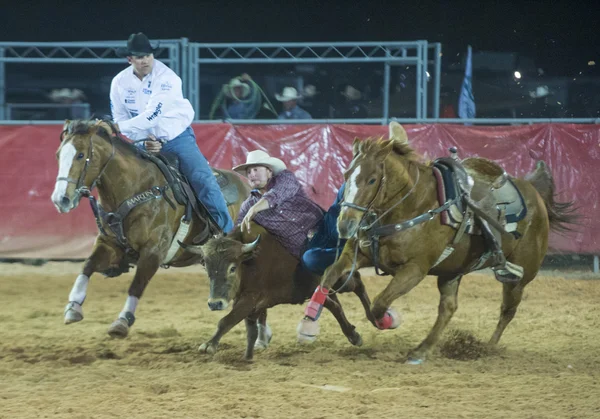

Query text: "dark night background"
[1, 0, 599, 119]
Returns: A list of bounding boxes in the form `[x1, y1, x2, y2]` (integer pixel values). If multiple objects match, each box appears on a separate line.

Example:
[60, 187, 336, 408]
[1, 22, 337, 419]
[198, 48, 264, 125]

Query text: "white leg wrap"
[68, 274, 89, 305]
[119, 296, 139, 319]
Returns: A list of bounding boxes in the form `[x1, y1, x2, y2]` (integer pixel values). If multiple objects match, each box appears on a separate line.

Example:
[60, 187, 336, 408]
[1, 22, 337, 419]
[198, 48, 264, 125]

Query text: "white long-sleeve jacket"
[110, 60, 194, 141]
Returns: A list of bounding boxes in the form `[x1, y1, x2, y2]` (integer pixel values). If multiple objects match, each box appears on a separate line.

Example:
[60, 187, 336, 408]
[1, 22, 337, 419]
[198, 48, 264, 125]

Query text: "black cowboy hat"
[115, 32, 160, 57]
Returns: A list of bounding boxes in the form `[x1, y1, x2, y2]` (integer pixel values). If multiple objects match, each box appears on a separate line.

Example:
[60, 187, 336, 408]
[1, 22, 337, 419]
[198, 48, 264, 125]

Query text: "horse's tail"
[524, 160, 579, 233]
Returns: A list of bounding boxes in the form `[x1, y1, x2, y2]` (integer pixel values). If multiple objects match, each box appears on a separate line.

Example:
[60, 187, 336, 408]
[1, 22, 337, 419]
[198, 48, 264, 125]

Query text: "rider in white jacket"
[110, 32, 233, 234]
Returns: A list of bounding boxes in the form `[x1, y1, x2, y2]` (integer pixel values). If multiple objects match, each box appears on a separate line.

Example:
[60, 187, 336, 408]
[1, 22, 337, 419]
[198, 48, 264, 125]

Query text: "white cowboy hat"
[233, 150, 287, 176]
[341, 85, 362, 100]
[225, 78, 251, 99]
[275, 87, 302, 102]
[48, 88, 86, 102]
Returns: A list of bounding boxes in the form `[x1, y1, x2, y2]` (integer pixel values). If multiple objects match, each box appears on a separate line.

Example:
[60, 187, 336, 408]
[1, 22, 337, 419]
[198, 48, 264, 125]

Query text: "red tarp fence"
[0, 123, 597, 258]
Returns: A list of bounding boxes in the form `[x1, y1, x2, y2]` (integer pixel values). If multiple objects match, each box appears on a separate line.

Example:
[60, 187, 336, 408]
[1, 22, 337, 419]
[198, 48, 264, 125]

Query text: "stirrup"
[492, 261, 523, 283]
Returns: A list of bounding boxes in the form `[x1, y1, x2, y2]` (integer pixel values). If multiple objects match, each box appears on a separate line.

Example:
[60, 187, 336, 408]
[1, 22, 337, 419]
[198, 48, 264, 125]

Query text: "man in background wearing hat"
[275, 87, 312, 120]
[223, 74, 256, 119]
[110, 32, 233, 234]
[233, 150, 323, 259]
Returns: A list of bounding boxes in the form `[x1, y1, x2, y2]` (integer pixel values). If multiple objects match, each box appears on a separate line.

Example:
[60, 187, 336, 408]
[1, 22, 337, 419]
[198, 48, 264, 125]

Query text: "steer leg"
[254, 309, 272, 350]
[324, 294, 362, 346]
[244, 313, 260, 361]
[199, 297, 255, 356]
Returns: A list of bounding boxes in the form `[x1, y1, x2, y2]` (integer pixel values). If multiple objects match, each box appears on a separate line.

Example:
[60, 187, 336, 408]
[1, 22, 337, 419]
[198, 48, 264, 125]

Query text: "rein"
[340, 161, 461, 276]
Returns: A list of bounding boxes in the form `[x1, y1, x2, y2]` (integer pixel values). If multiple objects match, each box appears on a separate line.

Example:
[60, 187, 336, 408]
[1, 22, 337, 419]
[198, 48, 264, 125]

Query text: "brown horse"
[50, 119, 251, 338]
[298, 122, 577, 364]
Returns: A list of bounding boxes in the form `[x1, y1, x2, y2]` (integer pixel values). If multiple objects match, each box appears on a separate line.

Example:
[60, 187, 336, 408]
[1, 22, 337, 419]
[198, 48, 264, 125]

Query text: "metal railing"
[1, 39, 442, 123]
[5, 103, 91, 120]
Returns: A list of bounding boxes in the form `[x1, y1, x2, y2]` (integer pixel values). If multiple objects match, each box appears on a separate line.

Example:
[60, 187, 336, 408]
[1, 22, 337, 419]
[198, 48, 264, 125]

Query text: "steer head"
[179, 235, 261, 311]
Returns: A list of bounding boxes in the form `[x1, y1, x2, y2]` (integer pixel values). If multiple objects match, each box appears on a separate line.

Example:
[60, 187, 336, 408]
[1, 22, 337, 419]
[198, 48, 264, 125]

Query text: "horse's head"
[338, 122, 417, 238]
[51, 119, 117, 213]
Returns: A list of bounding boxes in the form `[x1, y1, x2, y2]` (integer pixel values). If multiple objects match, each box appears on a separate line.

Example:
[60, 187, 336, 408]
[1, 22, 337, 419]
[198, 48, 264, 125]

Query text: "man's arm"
[261, 171, 301, 209]
[109, 78, 130, 124]
[118, 74, 185, 135]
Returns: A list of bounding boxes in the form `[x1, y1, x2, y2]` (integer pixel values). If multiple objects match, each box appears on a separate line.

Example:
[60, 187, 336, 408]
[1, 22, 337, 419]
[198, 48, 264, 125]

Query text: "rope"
[208, 77, 278, 120]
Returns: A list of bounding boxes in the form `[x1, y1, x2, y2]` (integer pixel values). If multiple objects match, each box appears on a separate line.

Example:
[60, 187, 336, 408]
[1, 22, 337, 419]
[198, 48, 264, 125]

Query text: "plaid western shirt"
[236, 170, 325, 258]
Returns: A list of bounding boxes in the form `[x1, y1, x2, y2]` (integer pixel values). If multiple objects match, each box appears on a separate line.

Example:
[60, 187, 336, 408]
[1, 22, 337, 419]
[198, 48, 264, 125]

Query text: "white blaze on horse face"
[345, 165, 362, 206]
[51, 142, 77, 212]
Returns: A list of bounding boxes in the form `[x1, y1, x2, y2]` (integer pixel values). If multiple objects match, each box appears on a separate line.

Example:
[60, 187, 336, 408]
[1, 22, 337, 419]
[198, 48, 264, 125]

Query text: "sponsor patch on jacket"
[160, 81, 173, 91]
[125, 99, 136, 104]
[142, 88, 152, 95]
[146, 102, 163, 121]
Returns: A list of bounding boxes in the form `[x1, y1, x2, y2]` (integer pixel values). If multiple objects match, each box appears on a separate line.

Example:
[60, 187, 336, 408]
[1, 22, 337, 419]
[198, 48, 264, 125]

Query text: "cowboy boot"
[479, 219, 523, 283]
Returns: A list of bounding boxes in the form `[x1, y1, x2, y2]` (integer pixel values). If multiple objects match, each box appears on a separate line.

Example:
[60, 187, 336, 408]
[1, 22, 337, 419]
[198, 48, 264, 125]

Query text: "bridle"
[341, 161, 421, 230]
[56, 129, 116, 199]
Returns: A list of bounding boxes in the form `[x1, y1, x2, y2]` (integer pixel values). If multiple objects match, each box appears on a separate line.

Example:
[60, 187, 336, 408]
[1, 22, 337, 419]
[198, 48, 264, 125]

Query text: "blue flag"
[458, 45, 476, 119]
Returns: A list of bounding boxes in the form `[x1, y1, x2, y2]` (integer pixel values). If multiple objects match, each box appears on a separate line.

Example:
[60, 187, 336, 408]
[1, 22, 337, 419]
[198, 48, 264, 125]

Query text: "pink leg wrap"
[304, 286, 329, 321]
[375, 311, 395, 330]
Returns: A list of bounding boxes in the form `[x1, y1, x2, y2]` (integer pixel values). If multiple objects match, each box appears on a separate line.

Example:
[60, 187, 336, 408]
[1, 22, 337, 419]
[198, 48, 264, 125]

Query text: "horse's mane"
[62, 119, 144, 158]
[358, 136, 423, 163]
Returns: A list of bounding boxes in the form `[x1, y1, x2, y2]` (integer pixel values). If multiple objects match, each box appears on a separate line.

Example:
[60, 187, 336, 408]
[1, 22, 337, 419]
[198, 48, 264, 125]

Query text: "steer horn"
[177, 240, 204, 256]
[241, 235, 261, 253]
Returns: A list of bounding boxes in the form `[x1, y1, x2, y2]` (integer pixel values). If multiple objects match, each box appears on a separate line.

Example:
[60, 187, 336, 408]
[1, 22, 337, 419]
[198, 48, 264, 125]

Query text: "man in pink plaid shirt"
[233, 150, 324, 259]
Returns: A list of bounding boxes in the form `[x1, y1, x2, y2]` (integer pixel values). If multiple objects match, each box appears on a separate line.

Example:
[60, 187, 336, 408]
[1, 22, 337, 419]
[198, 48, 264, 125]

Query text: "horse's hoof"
[64, 302, 83, 324]
[348, 331, 363, 347]
[296, 318, 319, 344]
[199, 342, 217, 354]
[405, 357, 424, 365]
[375, 308, 403, 330]
[107, 318, 129, 339]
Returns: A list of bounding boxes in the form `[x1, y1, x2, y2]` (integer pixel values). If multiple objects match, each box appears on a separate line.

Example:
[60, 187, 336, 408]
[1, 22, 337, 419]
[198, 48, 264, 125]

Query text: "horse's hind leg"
[489, 270, 537, 345]
[64, 240, 121, 324]
[407, 274, 462, 364]
[107, 249, 161, 339]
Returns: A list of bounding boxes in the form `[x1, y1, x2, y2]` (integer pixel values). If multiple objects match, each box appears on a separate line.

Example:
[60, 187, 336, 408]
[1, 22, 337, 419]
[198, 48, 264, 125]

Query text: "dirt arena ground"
[1, 262, 599, 419]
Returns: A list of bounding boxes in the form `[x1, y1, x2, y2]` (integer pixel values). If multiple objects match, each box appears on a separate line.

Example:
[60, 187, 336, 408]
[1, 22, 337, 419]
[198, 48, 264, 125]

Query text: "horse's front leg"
[64, 238, 122, 324]
[198, 297, 255, 357]
[107, 246, 162, 338]
[296, 242, 369, 343]
[370, 261, 426, 330]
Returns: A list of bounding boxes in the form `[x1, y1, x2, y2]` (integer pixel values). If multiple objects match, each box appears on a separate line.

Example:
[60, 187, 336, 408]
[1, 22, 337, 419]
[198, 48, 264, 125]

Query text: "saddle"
[141, 152, 239, 239]
[432, 150, 527, 282]
[432, 155, 526, 238]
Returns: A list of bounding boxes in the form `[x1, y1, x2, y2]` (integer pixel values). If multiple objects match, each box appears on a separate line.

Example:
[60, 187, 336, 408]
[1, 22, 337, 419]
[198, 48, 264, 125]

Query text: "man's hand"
[241, 198, 270, 233]
[144, 134, 163, 154]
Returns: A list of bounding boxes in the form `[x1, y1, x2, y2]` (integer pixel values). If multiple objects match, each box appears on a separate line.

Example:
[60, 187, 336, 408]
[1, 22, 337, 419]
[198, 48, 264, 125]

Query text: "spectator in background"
[335, 84, 368, 119]
[275, 87, 312, 120]
[222, 74, 257, 119]
[48, 88, 89, 120]
[300, 84, 331, 119]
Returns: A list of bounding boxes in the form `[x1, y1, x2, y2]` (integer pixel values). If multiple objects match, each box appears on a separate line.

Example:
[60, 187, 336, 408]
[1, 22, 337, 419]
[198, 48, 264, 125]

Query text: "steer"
[180, 224, 376, 360]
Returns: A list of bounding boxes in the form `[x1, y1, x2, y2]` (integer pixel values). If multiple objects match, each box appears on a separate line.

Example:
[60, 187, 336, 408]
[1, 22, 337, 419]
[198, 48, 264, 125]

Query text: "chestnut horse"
[298, 122, 577, 364]
[51, 120, 251, 338]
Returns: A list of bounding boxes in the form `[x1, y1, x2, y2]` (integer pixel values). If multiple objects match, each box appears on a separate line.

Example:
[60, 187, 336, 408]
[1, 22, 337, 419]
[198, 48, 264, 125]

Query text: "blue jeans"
[161, 127, 233, 233]
[302, 247, 343, 275]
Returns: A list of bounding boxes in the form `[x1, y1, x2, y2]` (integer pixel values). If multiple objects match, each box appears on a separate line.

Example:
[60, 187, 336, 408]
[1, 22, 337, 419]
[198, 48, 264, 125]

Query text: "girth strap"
[91, 185, 171, 254]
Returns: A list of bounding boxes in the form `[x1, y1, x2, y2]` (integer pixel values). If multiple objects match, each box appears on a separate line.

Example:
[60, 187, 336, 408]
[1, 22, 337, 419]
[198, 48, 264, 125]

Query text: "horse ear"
[63, 120, 71, 132]
[352, 138, 362, 156]
[375, 140, 394, 161]
[389, 121, 409, 145]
